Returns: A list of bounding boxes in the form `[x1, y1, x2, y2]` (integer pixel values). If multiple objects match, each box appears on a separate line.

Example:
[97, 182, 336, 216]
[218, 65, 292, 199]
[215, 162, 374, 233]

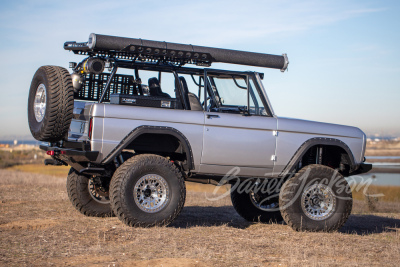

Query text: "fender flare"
[280, 137, 357, 176]
[101, 125, 194, 170]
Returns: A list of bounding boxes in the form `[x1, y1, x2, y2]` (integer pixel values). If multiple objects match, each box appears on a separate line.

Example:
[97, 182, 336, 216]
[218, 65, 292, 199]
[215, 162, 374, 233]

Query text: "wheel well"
[101, 126, 194, 171]
[125, 133, 190, 169]
[299, 145, 352, 175]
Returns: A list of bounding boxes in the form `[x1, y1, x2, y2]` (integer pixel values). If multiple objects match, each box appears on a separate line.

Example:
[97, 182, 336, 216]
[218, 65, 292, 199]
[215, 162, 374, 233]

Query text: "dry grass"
[1, 169, 400, 266]
[0, 149, 48, 168]
[6, 164, 70, 177]
[352, 185, 400, 203]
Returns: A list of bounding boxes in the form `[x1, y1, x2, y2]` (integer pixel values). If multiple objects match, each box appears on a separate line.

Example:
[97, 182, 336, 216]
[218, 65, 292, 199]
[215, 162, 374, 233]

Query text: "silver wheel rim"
[301, 184, 336, 221]
[34, 84, 47, 122]
[134, 174, 169, 213]
[88, 179, 110, 204]
[250, 191, 279, 211]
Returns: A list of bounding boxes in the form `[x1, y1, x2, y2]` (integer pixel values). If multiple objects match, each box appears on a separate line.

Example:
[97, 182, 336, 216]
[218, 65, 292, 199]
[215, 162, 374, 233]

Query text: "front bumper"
[350, 163, 373, 176]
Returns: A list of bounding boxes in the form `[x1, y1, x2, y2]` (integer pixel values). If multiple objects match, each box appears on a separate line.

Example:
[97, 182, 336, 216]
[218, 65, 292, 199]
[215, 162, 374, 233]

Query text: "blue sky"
[0, 0, 399, 139]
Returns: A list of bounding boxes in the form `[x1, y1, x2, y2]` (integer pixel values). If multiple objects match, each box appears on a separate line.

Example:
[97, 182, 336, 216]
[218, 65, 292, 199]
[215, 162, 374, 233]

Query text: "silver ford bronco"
[28, 33, 371, 231]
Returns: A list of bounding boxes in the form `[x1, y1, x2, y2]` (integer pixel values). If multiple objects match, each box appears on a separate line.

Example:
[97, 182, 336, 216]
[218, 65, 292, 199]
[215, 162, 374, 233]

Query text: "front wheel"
[110, 154, 186, 227]
[231, 180, 283, 223]
[279, 164, 352, 232]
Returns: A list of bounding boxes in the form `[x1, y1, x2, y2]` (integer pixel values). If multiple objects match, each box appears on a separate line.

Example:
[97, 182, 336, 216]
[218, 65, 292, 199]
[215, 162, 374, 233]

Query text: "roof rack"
[64, 33, 289, 71]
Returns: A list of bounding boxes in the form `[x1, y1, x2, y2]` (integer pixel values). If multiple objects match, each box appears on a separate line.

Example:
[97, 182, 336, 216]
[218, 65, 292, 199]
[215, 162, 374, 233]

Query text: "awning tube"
[87, 33, 288, 71]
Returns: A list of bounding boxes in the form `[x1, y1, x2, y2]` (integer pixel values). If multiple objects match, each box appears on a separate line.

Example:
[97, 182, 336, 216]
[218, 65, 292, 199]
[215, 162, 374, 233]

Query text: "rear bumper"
[39, 144, 99, 162]
[40, 143, 108, 176]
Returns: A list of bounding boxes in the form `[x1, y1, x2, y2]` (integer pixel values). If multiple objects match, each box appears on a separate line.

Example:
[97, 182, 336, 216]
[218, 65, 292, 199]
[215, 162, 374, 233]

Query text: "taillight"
[88, 118, 93, 140]
[46, 150, 66, 156]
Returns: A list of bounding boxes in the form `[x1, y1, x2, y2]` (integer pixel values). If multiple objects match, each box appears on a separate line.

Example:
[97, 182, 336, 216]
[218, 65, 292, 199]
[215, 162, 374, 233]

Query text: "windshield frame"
[203, 70, 273, 117]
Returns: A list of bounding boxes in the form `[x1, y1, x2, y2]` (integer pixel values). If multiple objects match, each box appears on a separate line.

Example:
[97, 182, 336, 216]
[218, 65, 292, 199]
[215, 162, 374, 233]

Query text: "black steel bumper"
[39, 144, 99, 162]
[351, 163, 373, 176]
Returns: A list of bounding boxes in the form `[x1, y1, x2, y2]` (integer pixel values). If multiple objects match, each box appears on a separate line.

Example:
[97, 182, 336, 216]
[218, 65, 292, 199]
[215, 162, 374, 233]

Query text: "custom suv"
[28, 33, 371, 231]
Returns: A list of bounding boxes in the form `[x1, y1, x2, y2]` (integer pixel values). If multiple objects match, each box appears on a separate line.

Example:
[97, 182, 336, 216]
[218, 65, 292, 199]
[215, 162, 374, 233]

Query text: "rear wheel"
[110, 154, 186, 227]
[279, 164, 352, 232]
[231, 181, 283, 223]
[28, 66, 74, 142]
[67, 168, 114, 217]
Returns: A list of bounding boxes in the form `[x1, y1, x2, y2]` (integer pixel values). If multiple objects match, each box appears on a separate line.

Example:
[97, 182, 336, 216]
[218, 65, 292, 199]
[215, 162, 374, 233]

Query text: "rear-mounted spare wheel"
[28, 66, 74, 142]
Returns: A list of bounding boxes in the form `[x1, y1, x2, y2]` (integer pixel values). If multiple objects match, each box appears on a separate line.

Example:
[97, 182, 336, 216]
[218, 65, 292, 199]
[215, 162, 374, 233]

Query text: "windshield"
[208, 75, 268, 116]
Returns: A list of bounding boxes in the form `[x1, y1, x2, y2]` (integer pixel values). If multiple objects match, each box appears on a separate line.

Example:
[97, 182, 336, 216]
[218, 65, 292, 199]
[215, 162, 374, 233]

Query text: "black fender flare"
[280, 137, 357, 176]
[101, 125, 194, 170]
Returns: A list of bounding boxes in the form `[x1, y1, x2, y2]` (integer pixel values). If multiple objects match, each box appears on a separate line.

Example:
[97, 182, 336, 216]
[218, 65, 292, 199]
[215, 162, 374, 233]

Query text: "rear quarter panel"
[90, 104, 204, 170]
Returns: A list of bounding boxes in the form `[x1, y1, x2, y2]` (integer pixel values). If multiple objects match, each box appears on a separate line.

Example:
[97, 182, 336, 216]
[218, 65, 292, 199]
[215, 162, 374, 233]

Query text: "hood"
[277, 117, 365, 139]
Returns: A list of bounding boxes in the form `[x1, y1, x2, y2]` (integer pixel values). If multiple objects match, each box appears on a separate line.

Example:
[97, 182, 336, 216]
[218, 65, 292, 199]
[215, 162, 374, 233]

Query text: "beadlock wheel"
[231, 182, 283, 223]
[279, 164, 352, 232]
[88, 178, 111, 204]
[250, 191, 280, 212]
[110, 154, 186, 227]
[67, 168, 114, 217]
[134, 174, 170, 213]
[301, 184, 336, 221]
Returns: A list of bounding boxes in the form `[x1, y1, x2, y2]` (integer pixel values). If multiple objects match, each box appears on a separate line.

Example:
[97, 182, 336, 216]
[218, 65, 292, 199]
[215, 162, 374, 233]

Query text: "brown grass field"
[365, 140, 400, 157]
[1, 165, 400, 266]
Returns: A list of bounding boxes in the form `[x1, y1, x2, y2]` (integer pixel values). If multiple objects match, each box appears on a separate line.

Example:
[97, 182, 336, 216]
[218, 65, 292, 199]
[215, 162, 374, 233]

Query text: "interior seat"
[178, 77, 203, 111]
[148, 77, 171, 98]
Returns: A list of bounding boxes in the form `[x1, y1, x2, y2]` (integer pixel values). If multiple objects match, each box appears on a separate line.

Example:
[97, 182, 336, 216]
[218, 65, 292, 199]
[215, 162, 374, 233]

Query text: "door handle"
[207, 114, 220, 119]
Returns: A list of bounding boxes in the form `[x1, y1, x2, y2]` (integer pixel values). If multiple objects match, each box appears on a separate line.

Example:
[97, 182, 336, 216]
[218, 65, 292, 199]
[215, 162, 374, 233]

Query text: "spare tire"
[28, 66, 74, 142]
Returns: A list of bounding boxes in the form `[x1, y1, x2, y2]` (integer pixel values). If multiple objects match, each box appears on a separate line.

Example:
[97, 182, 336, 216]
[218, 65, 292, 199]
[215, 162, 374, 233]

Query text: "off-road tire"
[28, 66, 74, 142]
[67, 168, 114, 217]
[279, 164, 352, 232]
[231, 185, 283, 223]
[110, 154, 186, 227]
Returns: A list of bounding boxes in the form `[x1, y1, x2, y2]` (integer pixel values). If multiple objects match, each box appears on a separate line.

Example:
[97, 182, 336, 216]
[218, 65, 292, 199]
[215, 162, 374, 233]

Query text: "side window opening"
[177, 73, 205, 111]
[176, 74, 203, 98]
[137, 70, 176, 98]
[99, 68, 187, 110]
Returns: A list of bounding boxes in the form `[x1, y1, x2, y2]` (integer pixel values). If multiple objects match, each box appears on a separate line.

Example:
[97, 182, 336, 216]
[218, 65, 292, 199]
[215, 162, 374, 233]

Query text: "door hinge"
[271, 155, 277, 161]
[273, 130, 278, 136]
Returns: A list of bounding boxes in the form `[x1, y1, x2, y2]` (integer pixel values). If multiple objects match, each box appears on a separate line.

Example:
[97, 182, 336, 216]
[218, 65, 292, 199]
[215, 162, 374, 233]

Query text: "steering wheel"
[202, 97, 217, 111]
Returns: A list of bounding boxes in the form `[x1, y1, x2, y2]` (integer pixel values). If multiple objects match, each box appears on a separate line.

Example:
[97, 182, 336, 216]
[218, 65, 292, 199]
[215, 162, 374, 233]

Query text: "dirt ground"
[0, 169, 399, 266]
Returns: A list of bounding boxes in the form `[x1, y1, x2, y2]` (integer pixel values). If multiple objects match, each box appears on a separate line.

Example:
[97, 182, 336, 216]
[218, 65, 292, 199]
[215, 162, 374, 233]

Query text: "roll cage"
[71, 57, 273, 116]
